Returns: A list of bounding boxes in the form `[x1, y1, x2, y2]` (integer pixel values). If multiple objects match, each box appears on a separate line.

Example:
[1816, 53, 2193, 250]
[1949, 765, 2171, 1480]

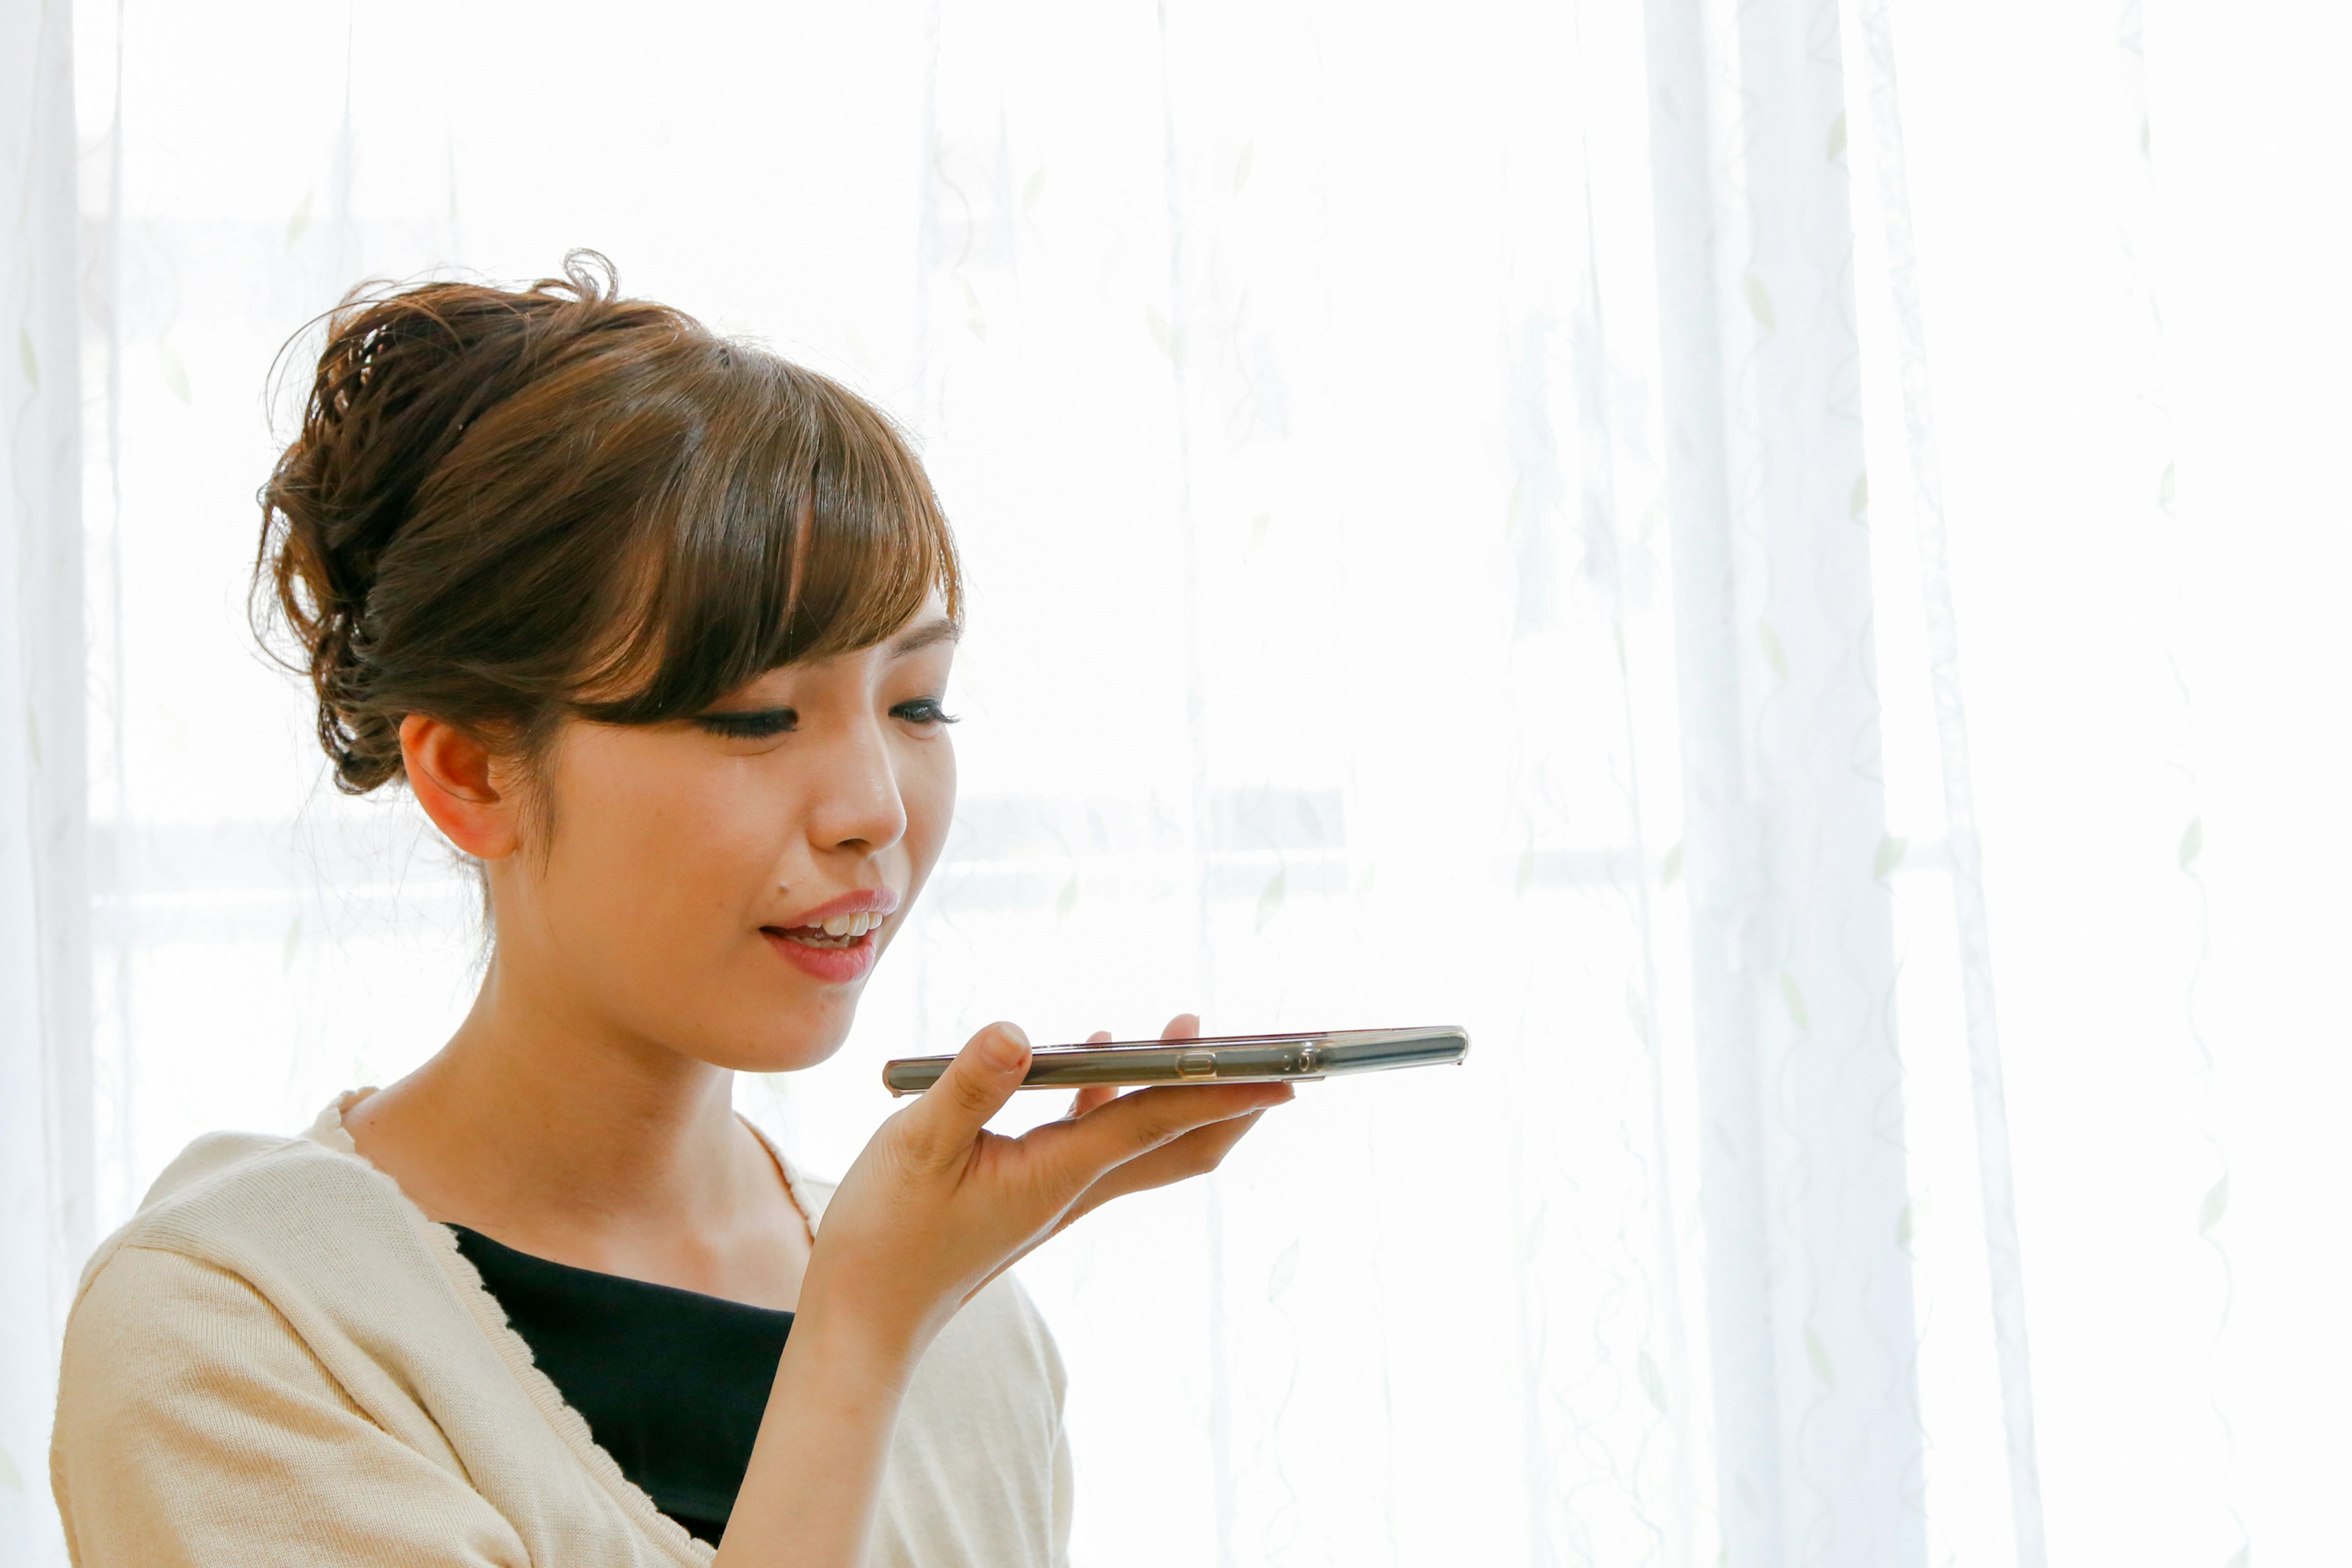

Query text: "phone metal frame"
[881, 1025, 1469, 1097]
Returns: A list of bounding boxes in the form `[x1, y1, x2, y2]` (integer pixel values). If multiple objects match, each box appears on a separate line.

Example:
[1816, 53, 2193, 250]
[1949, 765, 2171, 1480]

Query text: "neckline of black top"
[447, 1224, 793, 1547]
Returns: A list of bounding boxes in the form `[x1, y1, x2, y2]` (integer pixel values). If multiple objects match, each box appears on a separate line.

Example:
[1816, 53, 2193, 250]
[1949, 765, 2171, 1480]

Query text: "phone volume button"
[1295, 1044, 1322, 1073]
[1177, 1050, 1218, 1080]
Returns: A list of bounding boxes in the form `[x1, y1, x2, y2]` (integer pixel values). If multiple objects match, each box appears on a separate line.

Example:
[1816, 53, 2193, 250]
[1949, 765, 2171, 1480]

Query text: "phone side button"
[1177, 1050, 1218, 1080]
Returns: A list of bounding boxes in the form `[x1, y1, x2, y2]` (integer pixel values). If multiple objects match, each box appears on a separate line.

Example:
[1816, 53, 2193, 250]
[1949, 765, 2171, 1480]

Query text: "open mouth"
[764, 911, 885, 950]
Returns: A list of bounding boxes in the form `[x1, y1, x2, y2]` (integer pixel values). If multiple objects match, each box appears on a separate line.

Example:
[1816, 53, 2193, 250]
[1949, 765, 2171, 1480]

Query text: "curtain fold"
[1, 1, 89, 1564]
[1847, 0, 2046, 1559]
[1645, 0, 1924, 1561]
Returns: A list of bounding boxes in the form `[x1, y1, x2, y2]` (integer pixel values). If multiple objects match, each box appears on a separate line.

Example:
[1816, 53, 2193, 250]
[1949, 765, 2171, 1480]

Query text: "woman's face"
[485, 595, 959, 1072]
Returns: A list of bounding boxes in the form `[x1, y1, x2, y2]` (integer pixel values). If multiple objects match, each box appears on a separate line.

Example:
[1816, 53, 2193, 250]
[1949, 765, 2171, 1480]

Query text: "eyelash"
[695, 708, 797, 740]
[691, 700, 959, 740]
[892, 699, 960, 728]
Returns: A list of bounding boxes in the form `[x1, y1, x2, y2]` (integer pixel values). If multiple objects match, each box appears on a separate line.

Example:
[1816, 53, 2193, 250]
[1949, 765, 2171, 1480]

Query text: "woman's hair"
[256, 251, 959, 795]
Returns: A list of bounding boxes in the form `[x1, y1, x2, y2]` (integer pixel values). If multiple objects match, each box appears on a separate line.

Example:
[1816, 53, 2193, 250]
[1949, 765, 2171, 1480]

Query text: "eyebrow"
[889, 617, 962, 657]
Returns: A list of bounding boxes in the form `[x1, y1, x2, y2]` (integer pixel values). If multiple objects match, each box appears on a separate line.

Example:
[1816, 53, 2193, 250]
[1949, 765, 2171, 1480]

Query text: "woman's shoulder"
[53, 1103, 682, 1568]
[79, 1095, 417, 1300]
[67, 1090, 486, 1382]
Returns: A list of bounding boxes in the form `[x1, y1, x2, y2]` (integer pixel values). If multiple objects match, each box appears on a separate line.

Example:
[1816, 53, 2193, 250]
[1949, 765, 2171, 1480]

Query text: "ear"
[399, 714, 523, 861]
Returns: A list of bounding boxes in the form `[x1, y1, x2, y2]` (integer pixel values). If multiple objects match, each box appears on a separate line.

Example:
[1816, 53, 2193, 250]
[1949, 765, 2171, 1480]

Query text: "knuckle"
[1139, 1110, 1194, 1150]
[886, 1115, 944, 1170]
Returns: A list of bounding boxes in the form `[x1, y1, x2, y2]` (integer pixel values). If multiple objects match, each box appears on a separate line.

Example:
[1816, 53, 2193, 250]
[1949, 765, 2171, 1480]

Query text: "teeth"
[813, 912, 881, 939]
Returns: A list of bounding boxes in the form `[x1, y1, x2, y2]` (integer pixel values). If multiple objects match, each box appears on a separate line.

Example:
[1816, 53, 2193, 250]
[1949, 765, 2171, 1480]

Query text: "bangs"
[570, 348, 960, 727]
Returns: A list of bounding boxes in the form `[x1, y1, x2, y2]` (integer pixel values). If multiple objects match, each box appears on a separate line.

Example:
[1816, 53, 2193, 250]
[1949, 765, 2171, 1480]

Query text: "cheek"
[538, 731, 782, 946]
[899, 737, 957, 892]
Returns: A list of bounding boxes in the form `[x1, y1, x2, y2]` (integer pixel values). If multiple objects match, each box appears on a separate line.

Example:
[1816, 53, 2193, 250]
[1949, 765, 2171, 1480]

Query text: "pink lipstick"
[761, 887, 900, 984]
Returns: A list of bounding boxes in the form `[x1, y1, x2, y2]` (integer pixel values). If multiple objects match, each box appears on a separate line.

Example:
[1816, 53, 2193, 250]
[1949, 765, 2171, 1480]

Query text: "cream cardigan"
[48, 1095, 1072, 1567]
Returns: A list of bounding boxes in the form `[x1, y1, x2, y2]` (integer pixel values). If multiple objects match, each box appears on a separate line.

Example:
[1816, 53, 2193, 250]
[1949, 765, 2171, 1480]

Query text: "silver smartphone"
[881, 1025, 1469, 1096]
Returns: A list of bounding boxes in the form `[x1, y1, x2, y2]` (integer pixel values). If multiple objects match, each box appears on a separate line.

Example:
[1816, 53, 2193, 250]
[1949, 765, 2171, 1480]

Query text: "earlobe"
[399, 714, 521, 861]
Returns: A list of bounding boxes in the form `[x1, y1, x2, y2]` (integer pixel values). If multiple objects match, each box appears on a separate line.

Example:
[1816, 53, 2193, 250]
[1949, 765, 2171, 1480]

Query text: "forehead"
[887, 608, 960, 657]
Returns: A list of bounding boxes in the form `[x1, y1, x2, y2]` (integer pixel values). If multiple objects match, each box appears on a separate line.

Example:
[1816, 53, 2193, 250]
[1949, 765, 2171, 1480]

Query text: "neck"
[350, 950, 760, 1246]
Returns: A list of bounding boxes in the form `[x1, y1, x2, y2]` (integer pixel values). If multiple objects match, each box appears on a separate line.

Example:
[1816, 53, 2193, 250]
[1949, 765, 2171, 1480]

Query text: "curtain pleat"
[1, 1, 90, 1562]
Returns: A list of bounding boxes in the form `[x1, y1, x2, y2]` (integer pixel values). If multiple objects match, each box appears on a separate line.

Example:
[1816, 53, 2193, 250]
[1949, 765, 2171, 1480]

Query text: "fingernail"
[984, 1023, 1029, 1069]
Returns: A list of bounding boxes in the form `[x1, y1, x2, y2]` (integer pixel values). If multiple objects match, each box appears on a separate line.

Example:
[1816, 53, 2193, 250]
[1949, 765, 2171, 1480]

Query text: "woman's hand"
[718, 1012, 1286, 1568]
[803, 1011, 1288, 1358]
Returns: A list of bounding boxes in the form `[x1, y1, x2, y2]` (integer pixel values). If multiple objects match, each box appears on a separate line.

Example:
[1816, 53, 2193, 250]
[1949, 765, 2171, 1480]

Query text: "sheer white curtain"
[2, 0, 91, 1555]
[5, 0, 2348, 1564]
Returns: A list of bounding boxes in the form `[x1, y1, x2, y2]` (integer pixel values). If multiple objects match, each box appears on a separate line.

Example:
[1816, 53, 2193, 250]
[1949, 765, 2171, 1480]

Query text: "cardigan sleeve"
[51, 1243, 531, 1568]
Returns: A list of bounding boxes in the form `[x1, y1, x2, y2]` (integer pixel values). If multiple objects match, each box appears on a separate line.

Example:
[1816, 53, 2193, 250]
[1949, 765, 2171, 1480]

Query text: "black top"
[449, 1225, 793, 1545]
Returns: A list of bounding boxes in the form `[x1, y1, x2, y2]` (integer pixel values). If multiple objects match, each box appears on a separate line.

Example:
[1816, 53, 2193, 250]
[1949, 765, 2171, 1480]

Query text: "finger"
[961, 1106, 1278, 1306]
[1063, 1107, 1273, 1225]
[1066, 1033, 1117, 1121]
[896, 1022, 1031, 1169]
[1061, 1014, 1197, 1126]
[1024, 1079, 1292, 1194]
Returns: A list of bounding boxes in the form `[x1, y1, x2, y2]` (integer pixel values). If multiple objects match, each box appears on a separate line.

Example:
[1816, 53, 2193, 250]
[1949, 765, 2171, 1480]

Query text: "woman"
[48, 255, 1290, 1567]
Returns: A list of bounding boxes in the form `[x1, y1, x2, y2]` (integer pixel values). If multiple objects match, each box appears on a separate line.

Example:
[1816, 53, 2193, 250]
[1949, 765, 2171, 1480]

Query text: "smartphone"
[881, 1025, 1469, 1096]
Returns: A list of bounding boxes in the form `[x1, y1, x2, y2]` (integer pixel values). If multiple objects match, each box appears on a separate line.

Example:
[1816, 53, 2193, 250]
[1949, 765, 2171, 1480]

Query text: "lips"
[773, 886, 900, 931]
[760, 886, 900, 985]
[761, 922, 880, 984]
[777, 910, 884, 944]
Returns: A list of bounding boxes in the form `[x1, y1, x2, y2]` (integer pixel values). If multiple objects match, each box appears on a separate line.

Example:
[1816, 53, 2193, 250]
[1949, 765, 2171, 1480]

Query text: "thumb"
[898, 1022, 1031, 1167]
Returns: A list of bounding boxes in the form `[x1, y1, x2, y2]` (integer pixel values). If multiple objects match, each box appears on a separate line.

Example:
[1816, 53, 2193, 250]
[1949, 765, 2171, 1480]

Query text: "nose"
[804, 712, 907, 856]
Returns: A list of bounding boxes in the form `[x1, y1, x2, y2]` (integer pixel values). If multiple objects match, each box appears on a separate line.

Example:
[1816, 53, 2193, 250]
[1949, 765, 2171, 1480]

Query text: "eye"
[694, 707, 798, 740]
[891, 698, 960, 728]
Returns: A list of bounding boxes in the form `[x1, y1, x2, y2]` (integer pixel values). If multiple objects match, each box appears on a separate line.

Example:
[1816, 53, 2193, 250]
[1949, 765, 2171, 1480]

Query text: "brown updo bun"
[255, 252, 959, 796]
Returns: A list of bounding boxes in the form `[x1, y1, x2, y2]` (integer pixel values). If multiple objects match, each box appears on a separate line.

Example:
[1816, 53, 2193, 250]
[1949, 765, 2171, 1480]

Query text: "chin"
[692, 996, 862, 1076]
[658, 929, 897, 1073]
